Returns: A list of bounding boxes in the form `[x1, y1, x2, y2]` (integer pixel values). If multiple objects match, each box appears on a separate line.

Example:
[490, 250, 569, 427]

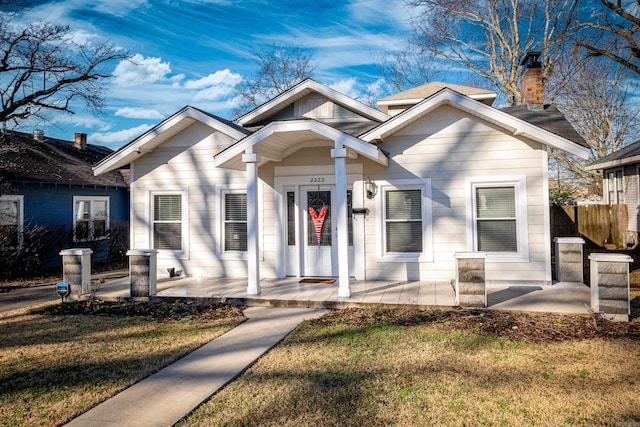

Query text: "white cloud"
[184, 70, 241, 89]
[330, 78, 360, 99]
[90, 124, 153, 146]
[112, 54, 172, 86]
[115, 107, 164, 119]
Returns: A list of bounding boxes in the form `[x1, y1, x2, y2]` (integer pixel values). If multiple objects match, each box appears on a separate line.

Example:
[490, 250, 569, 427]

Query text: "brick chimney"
[74, 132, 87, 150]
[520, 51, 543, 109]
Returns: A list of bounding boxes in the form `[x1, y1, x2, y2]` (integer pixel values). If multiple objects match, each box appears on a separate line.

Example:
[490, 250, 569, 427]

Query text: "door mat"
[299, 278, 337, 284]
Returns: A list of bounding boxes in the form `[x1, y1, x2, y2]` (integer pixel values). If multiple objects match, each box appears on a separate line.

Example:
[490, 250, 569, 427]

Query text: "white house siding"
[623, 165, 639, 233]
[360, 106, 550, 285]
[130, 121, 255, 278]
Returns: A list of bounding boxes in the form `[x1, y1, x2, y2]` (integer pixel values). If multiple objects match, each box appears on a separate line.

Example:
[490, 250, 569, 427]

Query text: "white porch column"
[332, 145, 350, 297]
[243, 150, 261, 295]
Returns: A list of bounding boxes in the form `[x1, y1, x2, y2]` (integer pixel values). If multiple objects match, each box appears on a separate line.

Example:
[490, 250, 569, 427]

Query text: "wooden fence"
[550, 204, 630, 249]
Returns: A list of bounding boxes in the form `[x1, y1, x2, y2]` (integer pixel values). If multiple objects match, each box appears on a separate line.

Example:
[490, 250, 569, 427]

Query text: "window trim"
[217, 185, 248, 260]
[376, 179, 432, 262]
[465, 176, 529, 263]
[72, 196, 110, 242]
[606, 168, 624, 204]
[148, 189, 189, 259]
[0, 195, 24, 248]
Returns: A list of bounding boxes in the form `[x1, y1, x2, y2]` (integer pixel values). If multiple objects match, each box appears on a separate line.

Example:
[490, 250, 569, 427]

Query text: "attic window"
[294, 96, 332, 119]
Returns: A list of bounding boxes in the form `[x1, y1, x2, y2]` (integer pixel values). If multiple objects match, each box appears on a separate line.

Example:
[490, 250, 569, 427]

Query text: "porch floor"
[95, 276, 591, 315]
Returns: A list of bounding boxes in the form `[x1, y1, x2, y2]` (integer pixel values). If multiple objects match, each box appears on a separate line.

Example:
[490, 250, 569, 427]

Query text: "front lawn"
[0, 301, 245, 427]
[181, 306, 640, 427]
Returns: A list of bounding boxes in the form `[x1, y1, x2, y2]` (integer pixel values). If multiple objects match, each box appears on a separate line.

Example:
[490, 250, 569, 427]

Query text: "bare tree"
[233, 44, 315, 117]
[550, 51, 639, 185]
[574, 0, 640, 74]
[0, 14, 128, 127]
[378, 43, 442, 92]
[407, 0, 578, 105]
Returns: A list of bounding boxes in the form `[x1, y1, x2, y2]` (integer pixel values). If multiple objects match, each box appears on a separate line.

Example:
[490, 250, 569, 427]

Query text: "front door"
[300, 186, 354, 277]
[304, 186, 335, 276]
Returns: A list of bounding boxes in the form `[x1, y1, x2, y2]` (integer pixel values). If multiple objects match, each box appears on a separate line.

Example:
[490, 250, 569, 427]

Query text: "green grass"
[0, 301, 244, 427]
[179, 308, 640, 427]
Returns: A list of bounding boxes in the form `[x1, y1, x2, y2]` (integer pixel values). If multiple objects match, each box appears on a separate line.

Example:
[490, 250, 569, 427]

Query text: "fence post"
[454, 252, 487, 307]
[554, 237, 585, 283]
[59, 248, 93, 301]
[588, 253, 632, 321]
[126, 249, 158, 300]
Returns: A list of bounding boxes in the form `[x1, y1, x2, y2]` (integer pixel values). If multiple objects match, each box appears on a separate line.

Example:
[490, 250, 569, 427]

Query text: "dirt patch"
[314, 306, 640, 343]
[33, 300, 245, 322]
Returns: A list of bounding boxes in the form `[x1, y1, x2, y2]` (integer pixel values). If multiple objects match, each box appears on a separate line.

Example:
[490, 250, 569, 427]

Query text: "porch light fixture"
[365, 178, 378, 199]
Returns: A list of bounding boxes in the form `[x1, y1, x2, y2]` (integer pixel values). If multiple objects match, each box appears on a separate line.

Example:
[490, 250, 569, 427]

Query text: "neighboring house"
[94, 56, 588, 297]
[586, 139, 640, 235]
[0, 130, 129, 268]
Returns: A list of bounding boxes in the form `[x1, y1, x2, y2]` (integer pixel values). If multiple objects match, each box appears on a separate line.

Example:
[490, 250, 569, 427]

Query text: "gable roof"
[235, 78, 389, 127]
[94, 105, 250, 175]
[362, 88, 590, 159]
[499, 104, 587, 148]
[0, 131, 127, 187]
[378, 82, 497, 107]
[214, 118, 388, 170]
[586, 139, 640, 171]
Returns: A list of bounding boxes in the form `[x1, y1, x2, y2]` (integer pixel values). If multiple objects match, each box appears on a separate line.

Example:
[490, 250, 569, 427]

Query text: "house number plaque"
[309, 177, 325, 183]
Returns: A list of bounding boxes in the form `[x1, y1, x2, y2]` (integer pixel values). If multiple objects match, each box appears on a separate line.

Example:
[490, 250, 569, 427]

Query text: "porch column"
[243, 150, 261, 295]
[332, 145, 350, 297]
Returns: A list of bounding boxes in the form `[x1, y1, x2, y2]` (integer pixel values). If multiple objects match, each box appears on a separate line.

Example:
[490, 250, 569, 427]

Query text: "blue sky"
[14, 0, 429, 150]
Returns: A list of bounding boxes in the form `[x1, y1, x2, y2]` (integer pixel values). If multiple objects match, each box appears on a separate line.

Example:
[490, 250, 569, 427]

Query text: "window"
[607, 170, 624, 204]
[73, 197, 109, 242]
[153, 194, 182, 251]
[376, 179, 432, 261]
[466, 176, 529, 262]
[385, 189, 422, 253]
[224, 192, 247, 252]
[287, 191, 295, 246]
[0, 195, 23, 248]
[474, 187, 516, 252]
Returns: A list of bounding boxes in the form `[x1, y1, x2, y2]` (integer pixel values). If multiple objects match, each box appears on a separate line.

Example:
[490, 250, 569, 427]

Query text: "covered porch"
[94, 275, 592, 314]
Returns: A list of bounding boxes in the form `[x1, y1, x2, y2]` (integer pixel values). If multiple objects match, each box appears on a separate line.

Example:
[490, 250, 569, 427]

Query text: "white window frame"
[72, 196, 110, 242]
[606, 168, 624, 204]
[148, 189, 189, 259]
[376, 179, 433, 262]
[0, 195, 24, 248]
[217, 185, 248, 260]
[465, 175, 529, 263]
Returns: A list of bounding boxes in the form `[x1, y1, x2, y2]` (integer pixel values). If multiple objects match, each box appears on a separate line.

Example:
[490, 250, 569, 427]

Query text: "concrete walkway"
[64, 306, 326, 427]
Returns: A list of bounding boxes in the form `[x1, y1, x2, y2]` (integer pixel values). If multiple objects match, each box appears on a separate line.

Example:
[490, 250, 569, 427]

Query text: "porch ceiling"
[214, 119, 388, 170]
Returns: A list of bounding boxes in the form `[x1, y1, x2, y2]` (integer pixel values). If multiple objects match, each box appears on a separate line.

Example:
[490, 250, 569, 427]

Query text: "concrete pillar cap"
[59, 248, 93, 255]
[126, 249, 159, 256]
[554, 237, 585, 244]
[588, 253, 633, 262]
[454, 252, 487, 259]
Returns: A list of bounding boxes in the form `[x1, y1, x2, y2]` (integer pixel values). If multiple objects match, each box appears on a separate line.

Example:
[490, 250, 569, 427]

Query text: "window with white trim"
[152, 193, 183, 251]
[73, 196, 109, 242]
[385, 189, 422, 253]
[224, 192, 247, 252]
[467, 176, 529, 261]
[0, 195, 23, 248]
[606, 169, 624, 204]
[377, 179, 432, 261]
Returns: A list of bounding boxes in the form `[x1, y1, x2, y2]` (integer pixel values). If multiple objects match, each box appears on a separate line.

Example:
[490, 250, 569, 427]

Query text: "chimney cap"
[520, 51, 542, 68]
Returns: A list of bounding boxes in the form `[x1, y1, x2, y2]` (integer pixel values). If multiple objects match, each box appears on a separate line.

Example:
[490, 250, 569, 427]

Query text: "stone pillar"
[59, 248, 93, 300]
[554, 237, 585, 283]
[589, 253, 632, 321]
[454, 252, 486, 307]
[127, 249, 158, 300]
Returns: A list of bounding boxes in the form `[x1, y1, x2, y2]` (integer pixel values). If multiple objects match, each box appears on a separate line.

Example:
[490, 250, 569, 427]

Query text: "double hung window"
[73, 197, 109, 241]
[0, 195, 23, 248]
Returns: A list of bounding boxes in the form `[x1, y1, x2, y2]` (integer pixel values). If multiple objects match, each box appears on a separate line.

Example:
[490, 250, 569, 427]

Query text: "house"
[0, 130, 129, 271]
[585, 139, 640, 240]
[93, 58, 589, 297]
